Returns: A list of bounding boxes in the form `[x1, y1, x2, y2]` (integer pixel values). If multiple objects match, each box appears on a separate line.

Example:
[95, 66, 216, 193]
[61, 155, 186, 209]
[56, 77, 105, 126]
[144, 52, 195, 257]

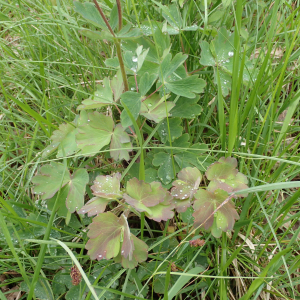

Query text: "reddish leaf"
[192, 189, 239, 238]
[91, 173, 122, 200]
[206, 157, 248, 196]
[78, 197, 110, 217]
[86, 212, 133, 261]
[171, 167, 202, 212]
[115, 234, 148, 269]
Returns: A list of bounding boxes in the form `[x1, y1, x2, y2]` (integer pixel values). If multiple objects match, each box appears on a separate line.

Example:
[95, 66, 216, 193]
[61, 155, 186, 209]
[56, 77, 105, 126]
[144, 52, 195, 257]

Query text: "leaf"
[32, 163, 88, 213]
[170, 95, 202, 119]
[152, 152, 175, 184]
[192, 189, 240, 238]
[77, 78, 114, 110]
[206, 157, 248, 196]
[120, 92, 142, 128]
[76, 111, 114, 156]
[32, 162, 70, 199]
[171, 167, 202, 212]
[160, 53, 188, 79]
[123, 178, 166, 214]
[74, 1, 107, 29]
[153, 2, 182, 30]
[44, 122, 79, 158]
[158, 117, 183, 143]
[66, 169, 89, 213]
[139, 72, 158, 96]
[115, 234, 148, 269]
[165, 75, 206, 98]
[110, 69, 124, 101]
[140, 94, 175, 123]
[78, 197, 110, 217]
[86, 212, 133, 261]
[110, 124, 132, 161]
[123, 45, 149, 73]
[144, 191, 175, 222]
[91, 173, 122, 200]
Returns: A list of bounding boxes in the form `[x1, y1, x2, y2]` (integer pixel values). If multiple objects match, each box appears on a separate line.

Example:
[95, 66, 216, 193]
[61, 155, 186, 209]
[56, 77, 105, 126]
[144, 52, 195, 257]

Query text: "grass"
[1, 0, 300, 299]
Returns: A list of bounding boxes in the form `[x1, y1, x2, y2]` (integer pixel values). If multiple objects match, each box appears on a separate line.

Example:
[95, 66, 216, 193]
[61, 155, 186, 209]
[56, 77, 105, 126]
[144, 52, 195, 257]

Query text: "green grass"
[1, 0, 300, 299]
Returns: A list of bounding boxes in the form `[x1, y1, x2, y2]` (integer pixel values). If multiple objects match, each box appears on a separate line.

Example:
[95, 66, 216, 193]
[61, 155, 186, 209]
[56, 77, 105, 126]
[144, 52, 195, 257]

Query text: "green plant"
[31, 0, 250, 269]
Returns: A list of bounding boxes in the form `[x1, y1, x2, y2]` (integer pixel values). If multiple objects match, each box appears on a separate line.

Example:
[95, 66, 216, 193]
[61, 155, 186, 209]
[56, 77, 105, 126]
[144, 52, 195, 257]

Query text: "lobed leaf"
[32, 162, 88, 213]
[91, 173, 122, 200]
[110, 124, 132, 161]
[77, 78, 113, 110]
[192, 189, 239, 238]
[120, 92, 142, 128]
[86, 212, 133, 261]
[140, 94, 175, 123]
[206, 157, 248, 196]
[124, 178, 166, 212]
[169, 96, 202, 119]
[76, 111, 114, 156]
[115, 234, 148, 269]
[78, 197, 111, 217]
[171, 167, 202, 212]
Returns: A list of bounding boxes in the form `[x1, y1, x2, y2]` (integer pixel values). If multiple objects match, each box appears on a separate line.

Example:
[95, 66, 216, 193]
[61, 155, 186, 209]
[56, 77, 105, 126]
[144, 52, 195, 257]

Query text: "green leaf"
[120, 92, 142, 128]
[139, 72, 158, 96]
[90, 173, 122, 200]
[77, 78, 113, 110]
[123, 45, 149, 73]
[86, 213, 133, 261]
[171, 167, 202, 212]
[124, 178, 166, 214]
[78, 197, 111, 217]
[65, 169, 89, 213]
[152, 152, 174, 184]
[110, 69, 124, 102]
[115, 234, 148, 269]
[206, 157, 248, 196]
[44, 122, 79, 158]
[158, 117, 183, 143]
[170, 96, 202, 119]
[74, 1, 107, 29]
[110, 124, 132, 161]
[140, 94, 175, 123]
[32, 162, 70, 200]
[160, 53, 188, 79]
[153, 2, 182, 30]
[165, 75, 206, 98]
[193, 189, 240, 238]
[76, 111, 114, 156]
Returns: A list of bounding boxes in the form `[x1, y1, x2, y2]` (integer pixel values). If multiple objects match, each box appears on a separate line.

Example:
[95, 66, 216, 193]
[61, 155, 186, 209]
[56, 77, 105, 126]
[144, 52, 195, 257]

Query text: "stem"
[116, 0, 122, 31]
[116, 41, 129, 91]
[93, 0, 115, 37]
[93, 0, 129, 91]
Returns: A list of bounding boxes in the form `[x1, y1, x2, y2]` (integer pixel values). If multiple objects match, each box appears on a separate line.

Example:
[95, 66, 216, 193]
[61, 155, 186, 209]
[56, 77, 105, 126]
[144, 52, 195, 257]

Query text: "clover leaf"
[192, 188, 240, 238]
[171, 167, 202, 212]
[32, 162, 88, 213]
[140, 94, 175, 123]
[76, 111, 114, 156]
[206, 157, 248, 196]
[85, 212, 134, 261]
